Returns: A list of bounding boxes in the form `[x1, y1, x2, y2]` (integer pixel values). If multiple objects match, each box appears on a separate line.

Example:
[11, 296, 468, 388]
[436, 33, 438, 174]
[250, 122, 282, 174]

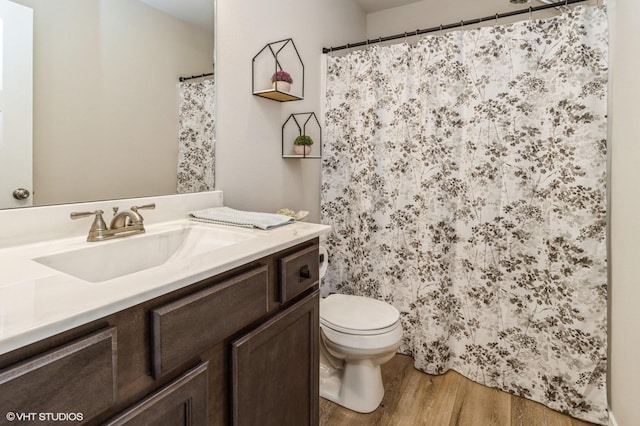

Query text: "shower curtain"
[177, 78, 215, 193]
[322, 6, 608, 424]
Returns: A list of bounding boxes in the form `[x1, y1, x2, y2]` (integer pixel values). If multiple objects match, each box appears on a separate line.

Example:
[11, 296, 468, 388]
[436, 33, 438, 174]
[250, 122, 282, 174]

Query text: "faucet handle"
[70, 210, 105, 220]
[131, 203, 155, 213]
[130, 203, 155, 224]
[70, 210, 109, 241]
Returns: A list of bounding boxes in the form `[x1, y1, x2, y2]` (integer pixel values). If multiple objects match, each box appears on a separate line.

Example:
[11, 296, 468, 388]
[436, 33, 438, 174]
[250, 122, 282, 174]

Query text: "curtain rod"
[179, 72, 214, 82]
[322, 0, 590, 54]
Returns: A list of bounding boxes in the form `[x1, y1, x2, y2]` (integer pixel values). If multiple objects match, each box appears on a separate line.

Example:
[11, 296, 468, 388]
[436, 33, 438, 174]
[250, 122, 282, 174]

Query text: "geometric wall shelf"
[253, 38, 304, 102]
[282, 112, 321, 159]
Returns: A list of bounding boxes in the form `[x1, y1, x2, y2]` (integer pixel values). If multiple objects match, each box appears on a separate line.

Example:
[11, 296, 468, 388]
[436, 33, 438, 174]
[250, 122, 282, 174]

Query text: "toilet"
[319, 293, 403, 413]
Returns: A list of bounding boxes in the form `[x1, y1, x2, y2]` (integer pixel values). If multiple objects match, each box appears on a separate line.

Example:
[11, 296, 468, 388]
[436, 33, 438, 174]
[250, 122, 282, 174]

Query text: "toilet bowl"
[319, 294, 403, 413]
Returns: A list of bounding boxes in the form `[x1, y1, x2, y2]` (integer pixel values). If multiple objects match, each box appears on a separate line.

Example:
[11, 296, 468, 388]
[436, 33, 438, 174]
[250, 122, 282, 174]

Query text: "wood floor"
[319, 354, 596, 426]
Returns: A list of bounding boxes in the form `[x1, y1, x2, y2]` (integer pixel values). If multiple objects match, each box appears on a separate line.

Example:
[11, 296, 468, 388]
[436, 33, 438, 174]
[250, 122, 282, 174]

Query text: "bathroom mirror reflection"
[1, 0, 215, 209]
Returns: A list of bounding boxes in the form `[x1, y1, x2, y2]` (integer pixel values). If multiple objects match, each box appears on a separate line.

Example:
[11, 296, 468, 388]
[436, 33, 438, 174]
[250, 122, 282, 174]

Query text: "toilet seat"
[320, 319, 401, 335]
[320, 294, 400, 336]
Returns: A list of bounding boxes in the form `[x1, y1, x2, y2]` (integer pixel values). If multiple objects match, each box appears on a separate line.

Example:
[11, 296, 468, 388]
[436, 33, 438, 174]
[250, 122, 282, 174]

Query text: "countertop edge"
[0, 222, 331, 356]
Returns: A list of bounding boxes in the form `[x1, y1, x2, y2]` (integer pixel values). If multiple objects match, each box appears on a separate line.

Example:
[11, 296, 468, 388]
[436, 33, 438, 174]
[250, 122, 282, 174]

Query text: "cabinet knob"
[299, 265, 312, 280]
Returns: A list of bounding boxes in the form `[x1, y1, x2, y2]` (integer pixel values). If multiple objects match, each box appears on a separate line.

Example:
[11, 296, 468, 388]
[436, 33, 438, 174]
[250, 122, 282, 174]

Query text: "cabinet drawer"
[152, 266, 269, 378]
[105, 362, 208, 426]
[279, 244, 319, 304]
[0, 327, 117, 422]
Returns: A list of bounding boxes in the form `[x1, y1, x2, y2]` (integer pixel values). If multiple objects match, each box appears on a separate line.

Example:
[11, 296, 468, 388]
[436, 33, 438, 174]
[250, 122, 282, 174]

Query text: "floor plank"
[449, 372, 511, 426]
[380, 362, 461, 425]
[319, 354, 597, 426]
[511, 393, 571, 426]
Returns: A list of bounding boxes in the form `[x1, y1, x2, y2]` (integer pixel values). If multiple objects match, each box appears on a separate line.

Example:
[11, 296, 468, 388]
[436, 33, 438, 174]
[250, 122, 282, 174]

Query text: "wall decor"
[252, 39, 304, 102]
[282, 113, 321, 159]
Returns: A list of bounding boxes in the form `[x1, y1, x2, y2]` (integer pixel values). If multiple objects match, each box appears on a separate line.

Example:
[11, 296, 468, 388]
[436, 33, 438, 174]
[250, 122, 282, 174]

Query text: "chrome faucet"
[71, 203, 156, 242]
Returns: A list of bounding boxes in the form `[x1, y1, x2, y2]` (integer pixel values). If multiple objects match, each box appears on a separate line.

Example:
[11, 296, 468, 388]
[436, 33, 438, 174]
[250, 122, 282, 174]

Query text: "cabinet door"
[104, 362, 208, 426]
[231, 290, 319, 426]
[0, 327, 117, 422]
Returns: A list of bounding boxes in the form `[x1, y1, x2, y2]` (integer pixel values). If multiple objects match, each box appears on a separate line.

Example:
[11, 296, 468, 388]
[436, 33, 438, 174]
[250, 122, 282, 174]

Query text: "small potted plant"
[293, 135, 313, 156]
[272, 70, 293, 92]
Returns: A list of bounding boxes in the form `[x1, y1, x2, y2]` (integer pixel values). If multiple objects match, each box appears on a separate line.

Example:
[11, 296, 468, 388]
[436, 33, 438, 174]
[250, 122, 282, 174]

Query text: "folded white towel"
[188, 206, 295, 230]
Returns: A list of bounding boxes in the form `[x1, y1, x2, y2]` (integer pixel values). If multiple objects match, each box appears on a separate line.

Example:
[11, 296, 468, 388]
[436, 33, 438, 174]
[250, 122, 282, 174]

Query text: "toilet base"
[319, 357, 384, 413]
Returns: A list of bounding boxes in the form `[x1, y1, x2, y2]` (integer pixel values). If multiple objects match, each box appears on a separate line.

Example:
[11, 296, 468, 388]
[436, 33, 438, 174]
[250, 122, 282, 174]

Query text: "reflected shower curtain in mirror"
[177, 78, 215, 193]
[322, 6, 608, 424]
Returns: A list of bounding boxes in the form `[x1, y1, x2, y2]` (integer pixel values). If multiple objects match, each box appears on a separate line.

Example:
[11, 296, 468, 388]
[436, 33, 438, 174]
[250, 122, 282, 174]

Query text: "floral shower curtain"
[177, 78, 215, 193]
[322, 6, 608, 424]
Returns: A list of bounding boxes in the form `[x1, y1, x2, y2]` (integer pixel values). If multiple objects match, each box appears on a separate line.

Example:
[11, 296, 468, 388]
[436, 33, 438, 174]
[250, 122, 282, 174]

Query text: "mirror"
[2, 0, 215, 209]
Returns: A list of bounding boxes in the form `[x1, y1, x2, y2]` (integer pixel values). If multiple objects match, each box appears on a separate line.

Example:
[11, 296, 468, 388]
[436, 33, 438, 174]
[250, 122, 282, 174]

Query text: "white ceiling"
[354, 0, 423, 13]
[137, 0, 214, 33]
[136, 0, 555, 33]
[355, 0, 552, 14]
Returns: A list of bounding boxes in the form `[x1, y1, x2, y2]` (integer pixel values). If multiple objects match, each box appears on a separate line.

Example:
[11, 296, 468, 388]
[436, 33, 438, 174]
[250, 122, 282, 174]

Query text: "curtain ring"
[495, 13, 499, 25]
[415, 29, 419, 44]
[529, 6, 532, 20]
[439, 24, 443, 32]
[460, 20, 464, 28]
[378, 36, 382, 45]
[404, 31, 408, 44]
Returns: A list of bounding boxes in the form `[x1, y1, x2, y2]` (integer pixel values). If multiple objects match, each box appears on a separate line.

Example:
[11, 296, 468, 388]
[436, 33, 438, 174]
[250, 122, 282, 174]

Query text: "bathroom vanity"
[0, 194, 329, 425]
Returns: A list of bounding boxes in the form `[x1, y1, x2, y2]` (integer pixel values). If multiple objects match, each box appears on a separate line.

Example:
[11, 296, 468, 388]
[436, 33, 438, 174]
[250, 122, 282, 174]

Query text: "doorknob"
[12, 188, 30, 200]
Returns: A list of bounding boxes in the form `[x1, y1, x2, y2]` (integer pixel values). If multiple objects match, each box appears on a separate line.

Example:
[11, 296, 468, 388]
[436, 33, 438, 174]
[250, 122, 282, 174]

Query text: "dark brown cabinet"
[278, 245, 320, 304]
[0, 327, 117, 425]
[104, 362, 209, 426]
[0, 238, 320, 426]
[232, 290, 319, 426]
[151, 266, 269, 379]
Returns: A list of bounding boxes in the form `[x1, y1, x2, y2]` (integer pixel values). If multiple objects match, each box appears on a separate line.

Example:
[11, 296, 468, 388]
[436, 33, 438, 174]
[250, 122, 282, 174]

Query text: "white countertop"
[0, 219, 330, 355]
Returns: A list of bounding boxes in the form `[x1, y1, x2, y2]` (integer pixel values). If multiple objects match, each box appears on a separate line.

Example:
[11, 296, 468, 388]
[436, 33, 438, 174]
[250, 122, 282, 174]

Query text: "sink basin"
[33, 225, 254, 282]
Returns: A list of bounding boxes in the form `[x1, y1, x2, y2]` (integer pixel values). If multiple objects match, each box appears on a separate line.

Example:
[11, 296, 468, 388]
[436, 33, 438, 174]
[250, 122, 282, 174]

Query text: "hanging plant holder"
[282, 113, 321, 159]
[252, 38, 304, 102]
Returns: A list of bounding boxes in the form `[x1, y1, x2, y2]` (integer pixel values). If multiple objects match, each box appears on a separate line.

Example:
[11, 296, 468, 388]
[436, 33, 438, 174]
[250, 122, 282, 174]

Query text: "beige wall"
[215, 0, 366, 223]
[14, 0, 213, 205]
[364, 0, 577, 39]
[609, 0, 640, 424]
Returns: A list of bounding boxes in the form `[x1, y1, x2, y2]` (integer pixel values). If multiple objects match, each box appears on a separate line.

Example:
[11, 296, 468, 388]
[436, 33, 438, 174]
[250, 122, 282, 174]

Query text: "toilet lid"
[320, 294, 400, 335]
